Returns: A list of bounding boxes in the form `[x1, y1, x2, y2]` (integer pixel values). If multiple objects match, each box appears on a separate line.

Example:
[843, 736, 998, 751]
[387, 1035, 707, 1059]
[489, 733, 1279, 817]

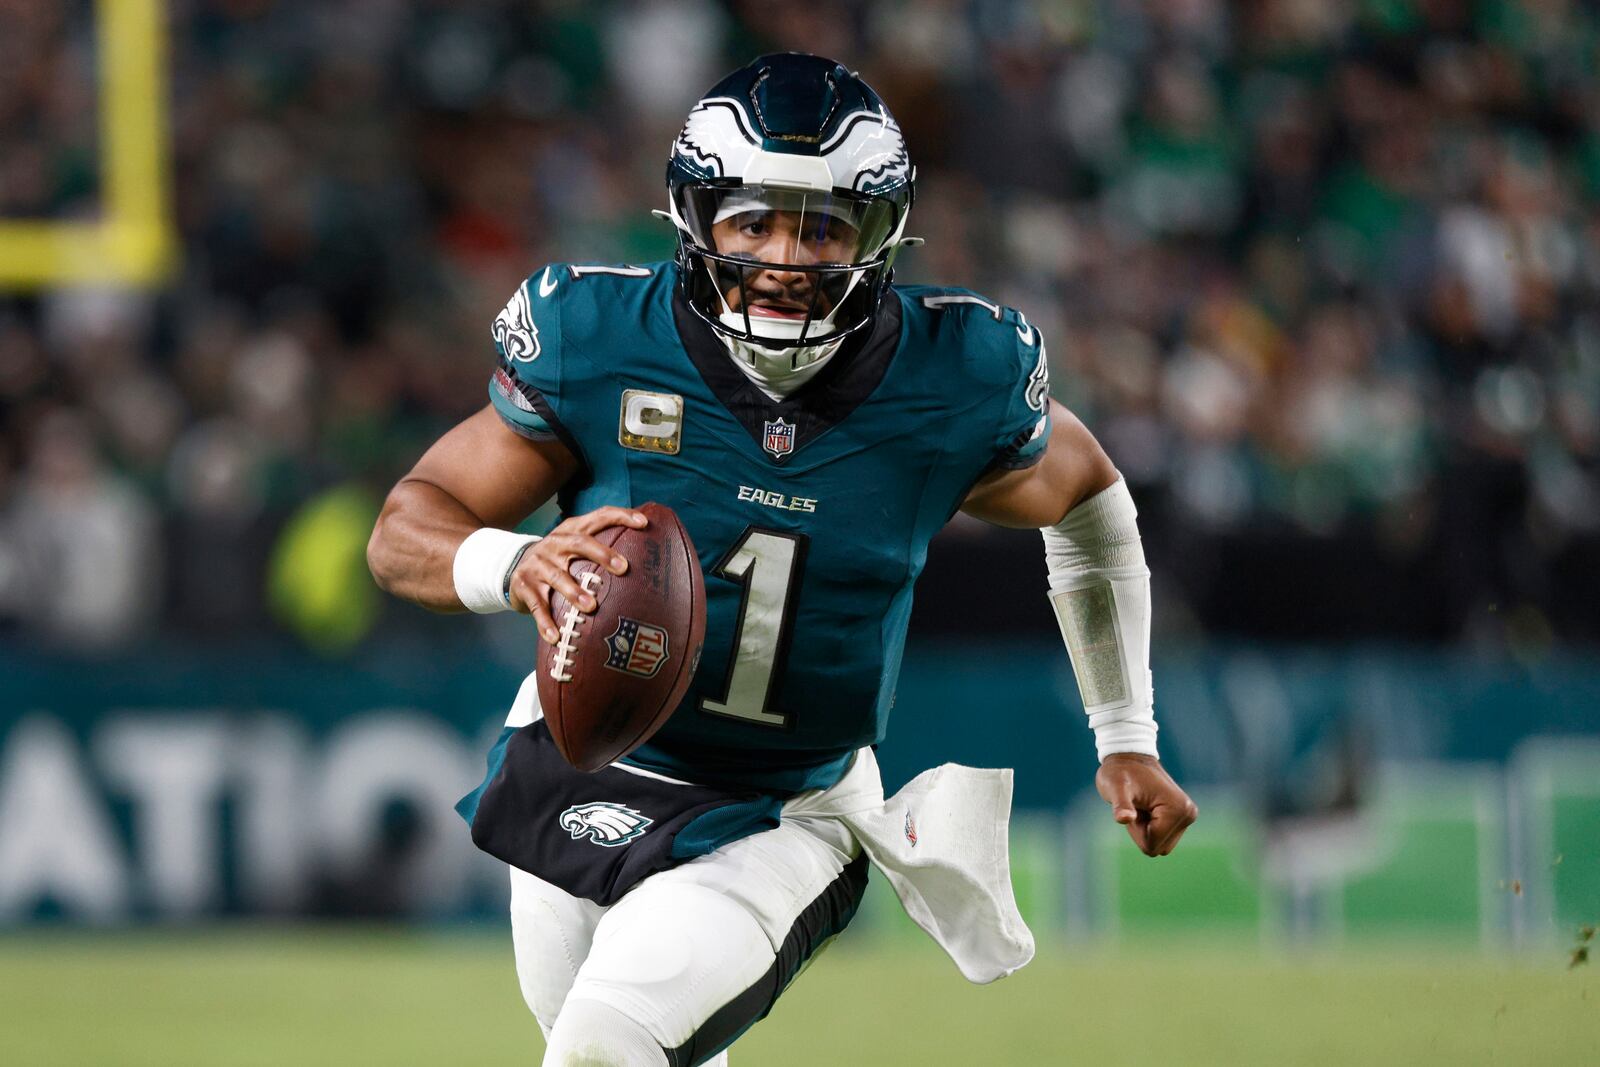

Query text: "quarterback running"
[368, 53, 1196, 1067]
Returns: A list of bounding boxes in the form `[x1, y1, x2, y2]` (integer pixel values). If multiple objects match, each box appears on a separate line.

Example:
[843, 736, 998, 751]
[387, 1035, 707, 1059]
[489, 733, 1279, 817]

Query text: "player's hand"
[507, 507, 648, 643]
[1095, 754, 1197, 857]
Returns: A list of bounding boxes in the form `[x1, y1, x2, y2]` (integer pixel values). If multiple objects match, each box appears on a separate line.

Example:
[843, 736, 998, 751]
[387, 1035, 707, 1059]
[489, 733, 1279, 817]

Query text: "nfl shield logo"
[763, 417, 795, 460]
[603, 617, 670, 678]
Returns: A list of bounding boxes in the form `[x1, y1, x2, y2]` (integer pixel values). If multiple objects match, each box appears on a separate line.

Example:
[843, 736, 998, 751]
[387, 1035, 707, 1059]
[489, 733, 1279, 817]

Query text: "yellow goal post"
[0, 0, 175, 289]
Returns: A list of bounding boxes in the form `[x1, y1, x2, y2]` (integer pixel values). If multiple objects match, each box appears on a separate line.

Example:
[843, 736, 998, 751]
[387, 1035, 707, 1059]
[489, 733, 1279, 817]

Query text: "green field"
[1, 929, 1595, 1066]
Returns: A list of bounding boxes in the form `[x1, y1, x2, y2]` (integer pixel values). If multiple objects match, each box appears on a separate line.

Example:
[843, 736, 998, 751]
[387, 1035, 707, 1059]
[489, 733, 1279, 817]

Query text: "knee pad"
[542, 998, 667, 1067]
[567, 883, 775, 1060]
[576, 882, 773, 1030]
[510, 869, 604, 1035]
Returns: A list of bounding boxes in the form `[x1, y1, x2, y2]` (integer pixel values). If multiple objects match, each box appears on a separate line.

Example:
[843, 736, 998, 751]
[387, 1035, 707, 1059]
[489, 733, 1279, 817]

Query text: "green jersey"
[488, 262, 1050, 793]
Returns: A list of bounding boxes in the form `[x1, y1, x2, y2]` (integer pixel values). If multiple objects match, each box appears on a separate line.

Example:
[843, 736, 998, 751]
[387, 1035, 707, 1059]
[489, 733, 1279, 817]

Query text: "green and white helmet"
[666, 53, 916, 370]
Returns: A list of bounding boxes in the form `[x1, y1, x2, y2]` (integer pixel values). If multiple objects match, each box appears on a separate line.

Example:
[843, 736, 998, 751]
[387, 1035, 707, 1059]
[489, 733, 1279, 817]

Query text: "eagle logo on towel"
[559, 802, 654, 847]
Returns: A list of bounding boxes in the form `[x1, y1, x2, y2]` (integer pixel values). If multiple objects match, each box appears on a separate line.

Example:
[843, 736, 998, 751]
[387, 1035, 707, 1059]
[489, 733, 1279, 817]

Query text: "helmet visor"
[677, 185, 898, 268]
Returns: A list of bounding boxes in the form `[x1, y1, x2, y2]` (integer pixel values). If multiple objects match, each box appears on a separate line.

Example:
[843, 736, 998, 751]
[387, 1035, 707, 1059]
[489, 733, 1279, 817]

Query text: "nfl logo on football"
[763, 417, 795, 460]
[604, 617, 670, 678]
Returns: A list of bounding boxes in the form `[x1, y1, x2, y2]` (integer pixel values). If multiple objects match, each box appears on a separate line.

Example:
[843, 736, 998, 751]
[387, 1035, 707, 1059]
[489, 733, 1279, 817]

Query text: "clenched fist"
[1096, 754, 1197, 857]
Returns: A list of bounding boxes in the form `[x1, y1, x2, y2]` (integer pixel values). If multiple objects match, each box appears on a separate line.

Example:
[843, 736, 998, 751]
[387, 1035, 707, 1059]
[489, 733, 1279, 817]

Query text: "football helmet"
[665, 53, 916, 373]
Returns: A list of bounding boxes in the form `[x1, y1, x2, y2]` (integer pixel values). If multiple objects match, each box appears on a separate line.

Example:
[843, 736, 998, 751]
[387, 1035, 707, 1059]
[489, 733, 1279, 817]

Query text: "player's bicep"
[961, 400, 1117, 528]
[403, 405, 579, 530]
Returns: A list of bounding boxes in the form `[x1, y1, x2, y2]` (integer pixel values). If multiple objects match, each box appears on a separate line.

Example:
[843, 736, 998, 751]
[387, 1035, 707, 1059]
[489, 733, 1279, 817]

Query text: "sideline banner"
[0, 641, 1595, 924]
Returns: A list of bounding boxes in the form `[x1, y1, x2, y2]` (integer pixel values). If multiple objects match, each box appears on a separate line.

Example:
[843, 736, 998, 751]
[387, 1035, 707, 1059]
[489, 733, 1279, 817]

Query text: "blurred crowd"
[1, 0, 1597, 653]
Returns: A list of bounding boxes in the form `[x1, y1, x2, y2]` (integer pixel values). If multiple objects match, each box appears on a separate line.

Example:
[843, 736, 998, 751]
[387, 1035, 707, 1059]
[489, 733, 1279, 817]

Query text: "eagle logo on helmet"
[672, 95, 910, 194]
[559, 802, 654, 847]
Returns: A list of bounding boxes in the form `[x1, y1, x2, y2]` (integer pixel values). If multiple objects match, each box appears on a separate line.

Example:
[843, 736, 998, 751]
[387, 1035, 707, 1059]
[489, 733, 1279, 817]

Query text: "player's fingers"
[1124, 815, 1154, 855]
[1155, 819, 1193, 857]
[560, 532, 630, 576]
[577, 506, 648, 534]
[1101, 777, 1140, 825]
[510, 574, 559, 642]
[529, 597, 558, 643]
[538, 559, 597, 614]
[1148, 799, 1199, 856]
[1111, 798, 1154, 853]
[1169, 799, 1200, 854]
[1152, 812, 1190, 857]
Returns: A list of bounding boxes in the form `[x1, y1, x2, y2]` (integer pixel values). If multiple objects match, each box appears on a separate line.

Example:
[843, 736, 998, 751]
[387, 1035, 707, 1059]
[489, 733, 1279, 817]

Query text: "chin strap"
[717, 330, 844, 400]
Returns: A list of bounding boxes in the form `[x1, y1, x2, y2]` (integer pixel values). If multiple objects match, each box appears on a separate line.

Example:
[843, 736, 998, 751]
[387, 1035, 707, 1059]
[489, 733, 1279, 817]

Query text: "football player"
[368, 53, 1196, 1067]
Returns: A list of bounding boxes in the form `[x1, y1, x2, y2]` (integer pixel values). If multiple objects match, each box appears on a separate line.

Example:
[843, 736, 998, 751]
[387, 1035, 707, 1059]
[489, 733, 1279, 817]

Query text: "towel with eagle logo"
[462, 720, 783, 905]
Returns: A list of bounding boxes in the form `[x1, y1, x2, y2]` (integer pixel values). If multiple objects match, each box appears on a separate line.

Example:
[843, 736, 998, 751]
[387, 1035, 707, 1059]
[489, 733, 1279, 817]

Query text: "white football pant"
[511, 753, 876, 1067]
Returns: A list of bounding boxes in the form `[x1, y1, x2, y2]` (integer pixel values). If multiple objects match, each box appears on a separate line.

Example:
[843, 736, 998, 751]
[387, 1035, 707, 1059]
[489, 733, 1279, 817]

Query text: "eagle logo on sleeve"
[1024, 341, 1050, 413]
[493, 284, 541, 362]
[558, 802, 654, 847]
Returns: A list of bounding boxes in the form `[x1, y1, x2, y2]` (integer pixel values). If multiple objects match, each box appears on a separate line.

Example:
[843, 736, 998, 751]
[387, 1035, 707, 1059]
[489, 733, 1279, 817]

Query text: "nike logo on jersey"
[737, 485, 818, 513]
[538, 267, 558, 298]
[1016, 310, 1036, 347]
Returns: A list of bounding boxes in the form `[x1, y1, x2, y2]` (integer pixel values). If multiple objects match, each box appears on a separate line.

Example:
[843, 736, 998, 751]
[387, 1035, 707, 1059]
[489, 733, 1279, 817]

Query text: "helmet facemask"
[670, 183, 909, 369]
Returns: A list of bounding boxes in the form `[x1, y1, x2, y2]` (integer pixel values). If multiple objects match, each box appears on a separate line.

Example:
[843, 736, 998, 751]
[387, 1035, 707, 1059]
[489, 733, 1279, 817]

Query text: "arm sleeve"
[990, 314, 1052, 471]
[1042, 477, 1159, 760]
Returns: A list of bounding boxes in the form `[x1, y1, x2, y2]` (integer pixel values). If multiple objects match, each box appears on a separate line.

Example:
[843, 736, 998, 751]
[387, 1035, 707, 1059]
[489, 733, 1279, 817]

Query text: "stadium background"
[0, 1, 1595, 1063]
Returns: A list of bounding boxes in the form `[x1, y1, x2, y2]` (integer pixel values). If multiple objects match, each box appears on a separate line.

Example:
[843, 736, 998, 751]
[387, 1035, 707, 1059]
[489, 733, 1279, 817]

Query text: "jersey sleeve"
[989, 310, 1052, 471]
[487, 266, 573, 445]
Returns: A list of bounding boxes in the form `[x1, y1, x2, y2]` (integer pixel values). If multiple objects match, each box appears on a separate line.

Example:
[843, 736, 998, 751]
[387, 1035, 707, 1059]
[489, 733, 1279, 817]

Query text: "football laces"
[549, 570, 602, 683]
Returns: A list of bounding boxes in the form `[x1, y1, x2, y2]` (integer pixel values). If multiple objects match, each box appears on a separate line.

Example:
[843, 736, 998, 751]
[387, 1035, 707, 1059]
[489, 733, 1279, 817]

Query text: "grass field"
[1, 929, 1595, 1066]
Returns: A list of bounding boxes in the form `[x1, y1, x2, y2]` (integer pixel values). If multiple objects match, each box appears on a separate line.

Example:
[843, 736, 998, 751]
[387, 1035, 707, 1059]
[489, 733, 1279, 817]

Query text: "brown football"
[536, 501, 706, 772]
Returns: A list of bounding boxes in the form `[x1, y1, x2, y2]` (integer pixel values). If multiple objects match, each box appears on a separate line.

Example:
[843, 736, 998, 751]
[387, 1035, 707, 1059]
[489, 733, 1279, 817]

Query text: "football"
[536, 501, 706, 771]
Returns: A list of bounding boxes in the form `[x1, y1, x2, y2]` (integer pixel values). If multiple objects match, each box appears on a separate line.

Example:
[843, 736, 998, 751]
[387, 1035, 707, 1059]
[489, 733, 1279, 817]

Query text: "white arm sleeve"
[1041, 476, 1159, 761]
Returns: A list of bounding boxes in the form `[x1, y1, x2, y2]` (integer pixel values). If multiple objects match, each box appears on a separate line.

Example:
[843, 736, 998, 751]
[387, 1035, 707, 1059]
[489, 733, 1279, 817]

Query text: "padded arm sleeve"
[1041, 476, 1159, 761]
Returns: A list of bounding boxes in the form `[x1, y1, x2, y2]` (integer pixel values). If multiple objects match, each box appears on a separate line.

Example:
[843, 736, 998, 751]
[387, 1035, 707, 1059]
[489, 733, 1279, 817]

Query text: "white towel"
[804, 749, 1036, 984]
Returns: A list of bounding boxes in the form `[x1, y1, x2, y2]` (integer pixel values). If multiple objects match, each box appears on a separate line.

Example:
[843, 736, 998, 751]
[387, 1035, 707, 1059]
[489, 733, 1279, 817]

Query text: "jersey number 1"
[698, 528, 807, 728]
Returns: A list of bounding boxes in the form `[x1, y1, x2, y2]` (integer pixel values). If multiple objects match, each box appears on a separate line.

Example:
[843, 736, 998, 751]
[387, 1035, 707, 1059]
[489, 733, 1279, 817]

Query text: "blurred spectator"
[0, 410, 161, 648]
[1, 0, 1598, 651]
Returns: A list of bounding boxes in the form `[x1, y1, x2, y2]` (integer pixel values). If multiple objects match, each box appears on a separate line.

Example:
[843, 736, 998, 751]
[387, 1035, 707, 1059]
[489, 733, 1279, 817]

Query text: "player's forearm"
[367, 478, 485, 612]
[1042, 476, 1159, 760]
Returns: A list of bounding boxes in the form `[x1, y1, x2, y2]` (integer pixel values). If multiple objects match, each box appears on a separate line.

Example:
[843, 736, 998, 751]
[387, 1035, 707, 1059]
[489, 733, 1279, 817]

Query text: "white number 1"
[699, 528, 806, 728]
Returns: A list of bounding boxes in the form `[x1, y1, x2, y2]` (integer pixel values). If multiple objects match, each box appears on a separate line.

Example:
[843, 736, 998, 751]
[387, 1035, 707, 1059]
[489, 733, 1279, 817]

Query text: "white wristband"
[453, 528, 540, 614]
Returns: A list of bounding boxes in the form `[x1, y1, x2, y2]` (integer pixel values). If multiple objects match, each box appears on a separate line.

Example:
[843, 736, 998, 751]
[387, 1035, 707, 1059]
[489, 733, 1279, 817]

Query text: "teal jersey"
[488, 262, 1050, 794]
